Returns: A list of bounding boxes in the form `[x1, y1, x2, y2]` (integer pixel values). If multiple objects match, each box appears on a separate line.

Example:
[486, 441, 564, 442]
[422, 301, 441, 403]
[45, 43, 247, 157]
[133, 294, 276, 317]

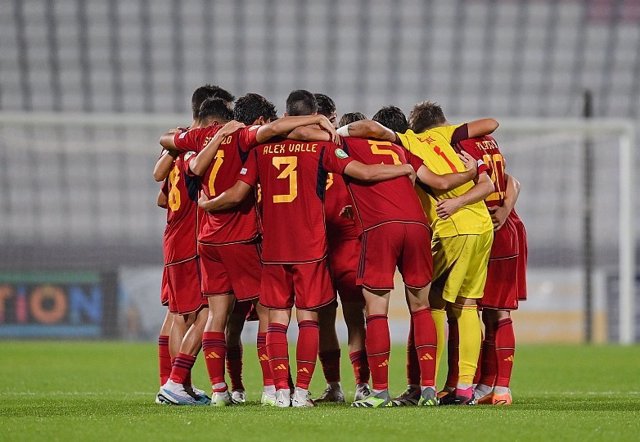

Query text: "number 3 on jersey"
[207, 150, 225, 196]
[272, 156, 298, 203]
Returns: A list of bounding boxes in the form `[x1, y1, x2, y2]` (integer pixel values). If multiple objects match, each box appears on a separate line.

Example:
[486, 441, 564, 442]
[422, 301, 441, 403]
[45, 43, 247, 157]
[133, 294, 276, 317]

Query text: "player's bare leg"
[202, 294, 235, 406]
[316, 304, 345, 403]
[404, 284, 438, 406]
[352, 289, 392, 408]
[226, 303, 248, 404]
[292, 308, 320, 407]
[267, 308, 292, 407]
[342, 301, 370, 400]
[253, 301, 276, 405]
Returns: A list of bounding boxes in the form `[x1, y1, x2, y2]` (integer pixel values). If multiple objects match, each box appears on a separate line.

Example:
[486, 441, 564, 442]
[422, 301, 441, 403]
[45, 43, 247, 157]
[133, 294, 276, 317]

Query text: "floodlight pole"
[583, 90, 594, 344]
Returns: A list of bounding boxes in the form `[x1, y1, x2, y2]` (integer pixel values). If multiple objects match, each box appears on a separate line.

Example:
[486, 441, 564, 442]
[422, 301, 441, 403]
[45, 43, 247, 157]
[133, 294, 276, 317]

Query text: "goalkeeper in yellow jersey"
[340, 103, 497, 405]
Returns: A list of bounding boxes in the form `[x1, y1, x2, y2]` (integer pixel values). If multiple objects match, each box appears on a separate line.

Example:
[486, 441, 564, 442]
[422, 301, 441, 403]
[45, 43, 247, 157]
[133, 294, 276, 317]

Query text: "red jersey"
[238, 139, 354, 264]
[340, 137, 429, 231]
[457, 136, 505, 208]
[458, 136, 519, 258]
[176, 124, 261, 245]
[324, 173, 360, 240]
[162, 152, 199, 264]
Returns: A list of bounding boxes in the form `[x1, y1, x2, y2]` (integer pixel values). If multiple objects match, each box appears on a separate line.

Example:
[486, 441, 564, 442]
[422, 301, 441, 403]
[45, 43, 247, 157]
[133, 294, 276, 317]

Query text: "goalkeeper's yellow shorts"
[431, 231, 493, 303]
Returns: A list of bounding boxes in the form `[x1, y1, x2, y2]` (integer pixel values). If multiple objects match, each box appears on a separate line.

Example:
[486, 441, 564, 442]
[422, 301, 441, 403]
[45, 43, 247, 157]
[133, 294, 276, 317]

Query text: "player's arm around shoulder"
[256, 115, 338, 143]
[465, 118, 499, 139]
[490, 173, 521, 230]
[415, 151, 478, 191]
[343, 160, 414, 182]
[189, 120, 245, 176]
[198, 180, 253, 213]
[159, 127, 185, 151]
[153, 149, 177, 182]
[336, 120, 398, 143]
[435, 172, 494, 220]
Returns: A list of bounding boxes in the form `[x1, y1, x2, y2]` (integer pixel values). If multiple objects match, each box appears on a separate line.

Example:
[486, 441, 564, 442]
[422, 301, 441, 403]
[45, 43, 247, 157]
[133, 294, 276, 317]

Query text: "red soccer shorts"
[479, 255, 519, 310]
[357, 222, 433, 291]
[328, 236, 363, 304]
[489, 215, 518, 259]
[260, 260, 335, 310]
[198, 241, 261, 302]
[511, 210, 528, 301]
[160, 270, 170, 306]
[162, 257, 206, 314]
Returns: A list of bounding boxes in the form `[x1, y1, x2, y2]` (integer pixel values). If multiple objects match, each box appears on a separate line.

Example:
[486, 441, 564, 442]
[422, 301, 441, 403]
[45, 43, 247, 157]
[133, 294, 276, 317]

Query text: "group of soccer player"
[153, 83, 527, 408]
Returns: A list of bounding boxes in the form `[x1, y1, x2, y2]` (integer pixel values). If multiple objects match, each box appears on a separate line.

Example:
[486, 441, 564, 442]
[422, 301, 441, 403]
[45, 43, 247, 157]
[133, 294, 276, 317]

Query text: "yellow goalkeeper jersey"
[397, 125, 493, 238]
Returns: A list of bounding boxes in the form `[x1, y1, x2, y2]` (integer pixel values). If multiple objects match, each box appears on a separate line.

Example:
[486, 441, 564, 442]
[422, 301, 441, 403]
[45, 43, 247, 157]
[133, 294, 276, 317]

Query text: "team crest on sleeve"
[178, 131, 188, 139]
[184, 151, 196, 160]
[240, 167, 248, 175]
[334, 148, 349, 159]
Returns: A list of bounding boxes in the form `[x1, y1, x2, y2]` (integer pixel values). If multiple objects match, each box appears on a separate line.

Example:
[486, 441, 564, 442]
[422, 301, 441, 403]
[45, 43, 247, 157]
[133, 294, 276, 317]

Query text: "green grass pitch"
[1, 342, 638, 441]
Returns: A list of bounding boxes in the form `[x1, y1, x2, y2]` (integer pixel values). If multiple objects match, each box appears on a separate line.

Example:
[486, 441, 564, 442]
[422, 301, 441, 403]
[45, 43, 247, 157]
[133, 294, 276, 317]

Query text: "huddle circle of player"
[154, 85, 527, 408]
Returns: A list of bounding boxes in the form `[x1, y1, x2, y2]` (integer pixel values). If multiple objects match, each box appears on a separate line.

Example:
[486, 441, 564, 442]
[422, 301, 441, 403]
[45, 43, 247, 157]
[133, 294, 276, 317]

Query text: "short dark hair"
[409, 101, 446, 133]
[191, 85, 234, 119]
[314, 93, 336, 118]
[286, 89, 317, 116]
[198, 98, 233, 122]
[234, 93, 278, 125]
[372, 106, 408, 133]
[338, 112, 367, 127]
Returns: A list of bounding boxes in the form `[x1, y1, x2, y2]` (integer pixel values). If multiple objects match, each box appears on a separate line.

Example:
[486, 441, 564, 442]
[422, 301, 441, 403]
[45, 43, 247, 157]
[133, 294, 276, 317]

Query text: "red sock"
[226, 345, 244, 391]
[479, 324, 497, 386]
[202, 332, 227, 390]
[495, 318, 515, 388]
[349, 350, 370, 384]
[296, 320, 319, 389]
[411, 309, 438, 387]
[365, 315, 390, 391]
[445, 318, 459, 388]
[267, 323, 290, 390]
[319, 349, 341, 384]
[169, 352, 196, 385]
[406, 319, 421, 386]
[257, 332, 274, 387]
[158, 335, 171, 386]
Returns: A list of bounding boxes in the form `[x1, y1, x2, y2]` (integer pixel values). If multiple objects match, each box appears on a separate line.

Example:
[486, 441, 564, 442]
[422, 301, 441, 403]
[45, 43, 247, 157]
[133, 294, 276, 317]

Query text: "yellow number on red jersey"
[482, 153, 506, 202]
[369, 140, 401, 165]
[272, 156, 298, 203]
[168, 165, 181, 212]
[207, 150, 225, 196]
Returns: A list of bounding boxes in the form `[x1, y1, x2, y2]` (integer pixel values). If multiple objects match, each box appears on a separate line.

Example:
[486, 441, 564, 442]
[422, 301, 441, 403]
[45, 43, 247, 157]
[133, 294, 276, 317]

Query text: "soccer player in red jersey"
[332, 130, 479, 408]
[313, 94, 371, 404]
[162, 94, 341, 406]
[198, 89, 418, 407]
[452, 135, 527, 405]
[154, 85, 234, 405]
[222, 93, 278, 405]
